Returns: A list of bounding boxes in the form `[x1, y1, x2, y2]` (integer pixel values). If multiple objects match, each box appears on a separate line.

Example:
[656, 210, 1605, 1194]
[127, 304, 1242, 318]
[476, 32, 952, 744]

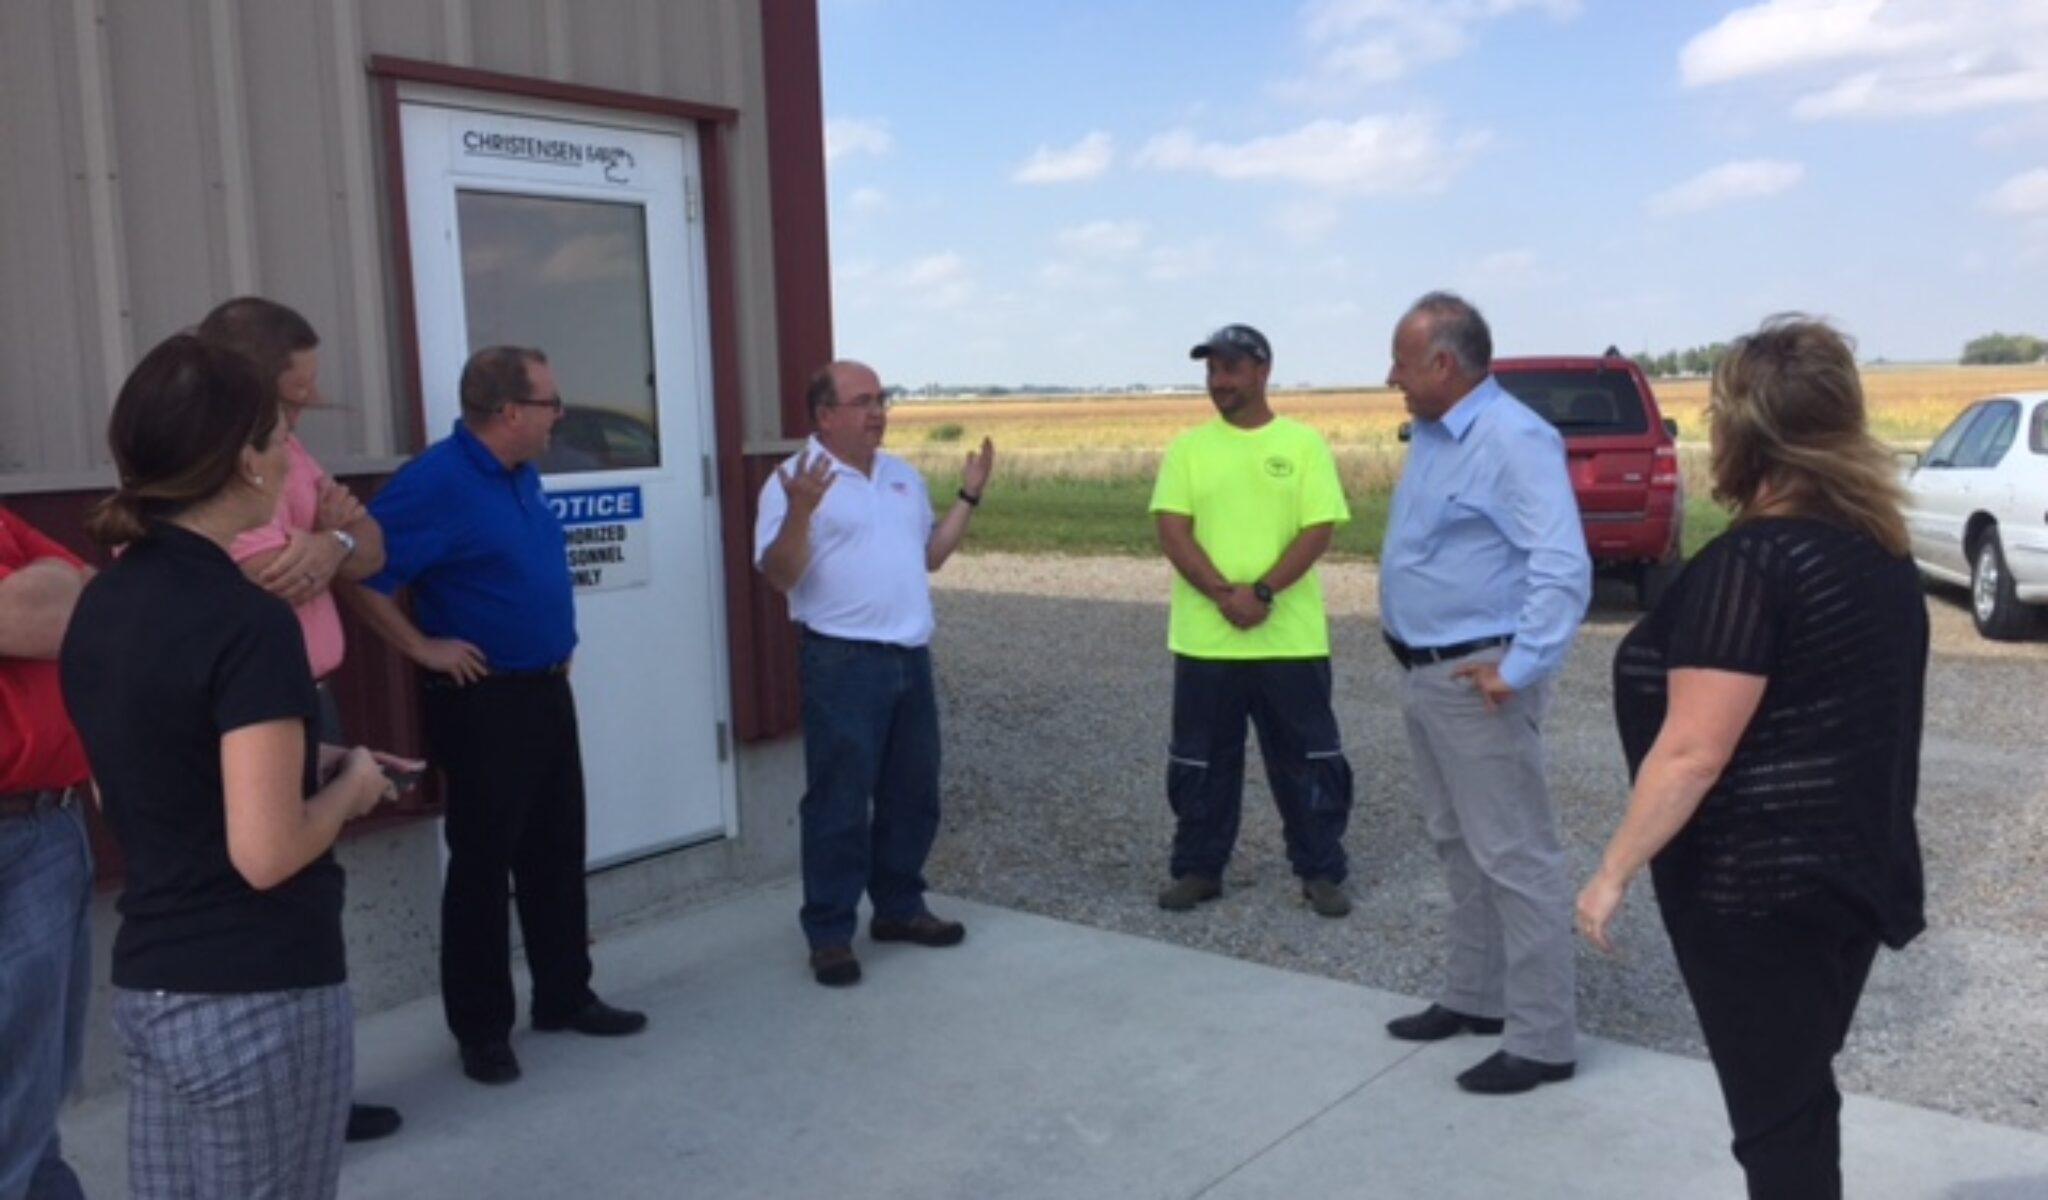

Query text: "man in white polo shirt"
[755, 359, 995, 987]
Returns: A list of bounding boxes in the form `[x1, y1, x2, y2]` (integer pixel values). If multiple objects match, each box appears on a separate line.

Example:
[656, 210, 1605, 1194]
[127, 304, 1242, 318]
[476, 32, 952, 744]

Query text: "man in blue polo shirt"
[347, 345, 646, 1087]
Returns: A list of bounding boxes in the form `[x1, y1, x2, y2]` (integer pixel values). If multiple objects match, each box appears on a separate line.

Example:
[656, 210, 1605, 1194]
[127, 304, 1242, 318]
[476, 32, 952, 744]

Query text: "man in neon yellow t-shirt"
[1149, 324, 1355, 918]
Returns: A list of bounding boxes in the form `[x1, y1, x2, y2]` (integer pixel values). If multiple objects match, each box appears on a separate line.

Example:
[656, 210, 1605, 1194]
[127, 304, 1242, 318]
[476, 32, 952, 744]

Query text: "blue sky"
[819, 0, 2048, 389]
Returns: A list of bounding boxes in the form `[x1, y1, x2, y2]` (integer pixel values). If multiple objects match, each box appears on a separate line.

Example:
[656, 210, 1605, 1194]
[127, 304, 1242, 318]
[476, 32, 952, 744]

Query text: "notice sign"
[548, 486, 649, 592]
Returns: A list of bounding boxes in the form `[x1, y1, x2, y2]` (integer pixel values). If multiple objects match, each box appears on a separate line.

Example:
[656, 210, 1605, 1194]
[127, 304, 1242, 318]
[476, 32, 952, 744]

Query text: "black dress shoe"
[1385, 1003, 1507, 1042]
[459, 1041, 521, 1086]
[810, 944, 863, 987]
[869, 913, 966, 947]
[531, 998, 648, 1037]
[344, 1102, 403, 1143]
[1455, 1050, 1575, 1095]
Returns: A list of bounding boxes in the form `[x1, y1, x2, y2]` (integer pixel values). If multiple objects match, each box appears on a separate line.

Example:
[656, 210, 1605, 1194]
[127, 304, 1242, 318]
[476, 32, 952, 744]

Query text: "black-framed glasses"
[510, 395, 566, 414]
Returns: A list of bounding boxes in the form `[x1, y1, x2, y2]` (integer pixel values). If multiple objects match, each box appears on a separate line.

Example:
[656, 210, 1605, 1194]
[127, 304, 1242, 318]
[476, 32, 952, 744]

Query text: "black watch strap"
[957, 488, 981, 507]
[1252, 581, 1274, 605]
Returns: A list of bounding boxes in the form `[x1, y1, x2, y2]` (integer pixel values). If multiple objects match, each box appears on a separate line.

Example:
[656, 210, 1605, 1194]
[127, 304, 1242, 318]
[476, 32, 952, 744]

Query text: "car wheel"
[1970, 530, 2036, 641]
[1635, 551, 1682, 612]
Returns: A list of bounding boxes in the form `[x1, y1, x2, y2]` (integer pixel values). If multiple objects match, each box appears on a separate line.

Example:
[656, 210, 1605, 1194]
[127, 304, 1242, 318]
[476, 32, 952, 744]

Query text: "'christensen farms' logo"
[461, 130, 638, 183]
[1264, 455, 1295, 479]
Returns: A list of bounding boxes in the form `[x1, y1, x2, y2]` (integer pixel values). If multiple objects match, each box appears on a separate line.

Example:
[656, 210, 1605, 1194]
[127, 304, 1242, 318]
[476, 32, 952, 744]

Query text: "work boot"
[1156, 875, 1222, 911]
[1301, 877, 1352, 918]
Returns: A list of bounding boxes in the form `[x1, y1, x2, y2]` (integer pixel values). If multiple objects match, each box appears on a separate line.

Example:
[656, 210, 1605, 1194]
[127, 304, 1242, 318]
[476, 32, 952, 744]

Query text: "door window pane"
[457, 190, 659, 473]
[1924, 404, 1984, 468]
[1953, 399, 2017, 469]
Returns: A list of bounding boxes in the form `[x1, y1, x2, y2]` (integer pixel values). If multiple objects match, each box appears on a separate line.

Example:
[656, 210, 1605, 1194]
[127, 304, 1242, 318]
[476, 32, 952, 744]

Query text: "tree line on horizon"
[1960, 332, 2047, 365]
[1627, 331, 2046, 378]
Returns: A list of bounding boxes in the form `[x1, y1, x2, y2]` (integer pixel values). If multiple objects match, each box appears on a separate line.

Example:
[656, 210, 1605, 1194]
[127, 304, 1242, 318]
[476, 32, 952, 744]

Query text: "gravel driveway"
[925, 553, 2048, 1134]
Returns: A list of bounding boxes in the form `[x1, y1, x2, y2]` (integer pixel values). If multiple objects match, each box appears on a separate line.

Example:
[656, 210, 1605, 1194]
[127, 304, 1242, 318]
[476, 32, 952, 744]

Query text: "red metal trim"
[366, 55, 738, 127]
[760, 0, 834, 438]
[701, 126, 766, 739]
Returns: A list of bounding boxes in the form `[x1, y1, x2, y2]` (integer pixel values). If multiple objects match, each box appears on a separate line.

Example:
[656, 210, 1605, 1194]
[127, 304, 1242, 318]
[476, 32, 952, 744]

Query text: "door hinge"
[715, 721, 730, 763]
[701, 453, 714, 498]
[685, 176, 700, 223]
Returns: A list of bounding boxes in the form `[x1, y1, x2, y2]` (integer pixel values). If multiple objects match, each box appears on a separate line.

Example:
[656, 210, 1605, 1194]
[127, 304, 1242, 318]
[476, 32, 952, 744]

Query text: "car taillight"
[1651, 445, 1679, 489]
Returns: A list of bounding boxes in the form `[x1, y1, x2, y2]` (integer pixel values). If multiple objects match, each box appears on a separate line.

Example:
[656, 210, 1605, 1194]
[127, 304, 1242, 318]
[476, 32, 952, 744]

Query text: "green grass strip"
[926, 472, 1731, 562]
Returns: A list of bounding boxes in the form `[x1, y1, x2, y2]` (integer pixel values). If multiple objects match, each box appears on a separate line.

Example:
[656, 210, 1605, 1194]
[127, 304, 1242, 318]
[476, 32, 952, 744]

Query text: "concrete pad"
[59, 883, 2048, 1199]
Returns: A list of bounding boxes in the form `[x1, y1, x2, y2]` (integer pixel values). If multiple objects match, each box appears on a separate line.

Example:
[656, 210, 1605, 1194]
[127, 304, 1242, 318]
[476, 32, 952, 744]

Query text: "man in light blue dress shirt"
[1377, 292, 1591, 1096]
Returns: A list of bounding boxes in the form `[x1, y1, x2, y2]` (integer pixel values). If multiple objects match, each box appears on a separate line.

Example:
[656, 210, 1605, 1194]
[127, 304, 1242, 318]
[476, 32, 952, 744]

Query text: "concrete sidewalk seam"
[1184, 1044, 1429, 1199]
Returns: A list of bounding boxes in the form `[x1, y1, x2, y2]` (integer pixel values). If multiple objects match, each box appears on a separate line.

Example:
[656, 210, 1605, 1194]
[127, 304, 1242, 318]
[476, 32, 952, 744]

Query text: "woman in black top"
[1576, 316, 1928, 1200]
[60, 336, 397, 1200]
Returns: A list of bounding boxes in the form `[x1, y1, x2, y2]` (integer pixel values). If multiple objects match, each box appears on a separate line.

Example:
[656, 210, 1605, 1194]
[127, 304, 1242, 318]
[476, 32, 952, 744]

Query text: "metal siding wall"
[3, 0, 807, 736]
[723, 2, 784, 441]
[0, 2, 105, 480]
[237, 0, 364, 457]
[101, 2, 227, 348]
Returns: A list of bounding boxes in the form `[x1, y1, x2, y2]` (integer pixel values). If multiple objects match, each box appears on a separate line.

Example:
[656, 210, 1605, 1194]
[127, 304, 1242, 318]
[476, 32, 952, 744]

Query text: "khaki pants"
[1397, 646, 1576, 1064]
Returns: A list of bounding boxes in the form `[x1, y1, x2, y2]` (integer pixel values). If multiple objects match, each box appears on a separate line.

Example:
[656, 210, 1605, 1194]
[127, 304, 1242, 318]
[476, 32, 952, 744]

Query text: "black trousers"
[422, 673, 595, 1046]
[1658, 886, 1881, 1200]
[1166, 655, 1353, 883]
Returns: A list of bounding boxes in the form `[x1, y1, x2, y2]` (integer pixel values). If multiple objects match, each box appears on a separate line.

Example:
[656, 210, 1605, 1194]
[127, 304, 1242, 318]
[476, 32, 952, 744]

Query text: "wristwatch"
[331, 528, 358, 559]
[1252, 581, 1275, 606]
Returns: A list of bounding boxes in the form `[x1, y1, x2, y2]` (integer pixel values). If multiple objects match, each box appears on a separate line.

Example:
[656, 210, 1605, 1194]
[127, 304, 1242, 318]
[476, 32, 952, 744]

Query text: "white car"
[1900, 390, 2048, 640]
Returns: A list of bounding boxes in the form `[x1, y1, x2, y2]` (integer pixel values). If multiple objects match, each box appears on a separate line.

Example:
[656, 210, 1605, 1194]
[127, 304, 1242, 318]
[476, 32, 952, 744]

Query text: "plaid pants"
[113, 985, 351, 1200]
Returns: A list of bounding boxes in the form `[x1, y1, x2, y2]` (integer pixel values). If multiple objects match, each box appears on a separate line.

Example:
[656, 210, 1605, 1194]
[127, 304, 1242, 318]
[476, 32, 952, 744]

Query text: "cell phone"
[380, 763, 426, 792]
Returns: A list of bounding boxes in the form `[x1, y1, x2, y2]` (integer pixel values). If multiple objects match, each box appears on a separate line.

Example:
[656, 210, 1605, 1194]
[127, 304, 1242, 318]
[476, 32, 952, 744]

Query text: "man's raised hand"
[962, 437, 995, 497]
[779, 451, 837, 517]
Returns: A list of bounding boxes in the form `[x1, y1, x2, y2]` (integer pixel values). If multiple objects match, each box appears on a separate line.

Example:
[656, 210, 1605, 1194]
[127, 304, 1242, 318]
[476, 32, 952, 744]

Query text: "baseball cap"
[1189, 324, 1272, 364]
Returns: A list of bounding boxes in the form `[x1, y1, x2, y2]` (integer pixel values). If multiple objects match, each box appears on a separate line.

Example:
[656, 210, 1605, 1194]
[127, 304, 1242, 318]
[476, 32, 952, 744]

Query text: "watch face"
[1253, 583, 1274, 603]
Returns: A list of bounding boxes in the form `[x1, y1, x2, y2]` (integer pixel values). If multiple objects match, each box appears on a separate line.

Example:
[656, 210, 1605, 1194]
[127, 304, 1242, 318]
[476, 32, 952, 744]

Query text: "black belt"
[423, 661, 569, 690]
[799, 626, 916, 653]
[1383, 633, 1511, 670]
[0, 786, 80, 822]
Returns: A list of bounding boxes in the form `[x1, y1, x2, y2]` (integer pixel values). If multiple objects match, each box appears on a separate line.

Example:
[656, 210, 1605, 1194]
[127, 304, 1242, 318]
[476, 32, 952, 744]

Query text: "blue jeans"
[0, 795, 92, 1200]
[797, 632, 942, 948]
[1166, 656, 1353, 883]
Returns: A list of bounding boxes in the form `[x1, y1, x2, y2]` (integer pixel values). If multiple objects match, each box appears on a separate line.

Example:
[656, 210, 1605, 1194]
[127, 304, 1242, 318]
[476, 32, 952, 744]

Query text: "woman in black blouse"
[60, 336, 402, 1200]
[1576, 316, 1927, 1200]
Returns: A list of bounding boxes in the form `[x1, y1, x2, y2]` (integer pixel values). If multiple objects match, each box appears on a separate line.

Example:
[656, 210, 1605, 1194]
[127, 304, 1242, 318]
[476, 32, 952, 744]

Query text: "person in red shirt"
[0, 506, 94, 1200]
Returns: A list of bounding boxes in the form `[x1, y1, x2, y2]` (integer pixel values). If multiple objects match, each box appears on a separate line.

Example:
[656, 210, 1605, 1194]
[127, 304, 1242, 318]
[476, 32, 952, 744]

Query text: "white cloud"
[1792, 62, 2048, 120]
[1983, 167, 2048, 216]
[1011, 132, 1115, 184]
[1679, 0, 1942, 86]
[1136, 114, 1487, 195]
[1298, 0, 1581, 89]
[1054, 219, 1148, 257]
[1679, 2, 2048, 123]
[1146, 240, 1220, 282]
[824, 117, 892, 162]
[1472, 249, 1540, 279]
[1271, 200, 1343, 244]
[1649, 160, 1806, 217]
[1034, 261, 1118, 291]
[835, 252, 975, 311]
[847, 187, 889, 214]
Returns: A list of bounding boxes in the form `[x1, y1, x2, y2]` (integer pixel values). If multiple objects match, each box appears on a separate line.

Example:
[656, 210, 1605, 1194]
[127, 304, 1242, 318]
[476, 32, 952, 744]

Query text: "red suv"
[1491, 351, 1685, 609]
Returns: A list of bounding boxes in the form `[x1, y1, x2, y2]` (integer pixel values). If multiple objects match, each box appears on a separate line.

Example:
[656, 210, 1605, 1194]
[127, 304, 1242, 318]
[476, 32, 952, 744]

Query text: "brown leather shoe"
[869, 913, 966, 947]
[809, 944, 862, 987]
[1157, 875, 1222, 911]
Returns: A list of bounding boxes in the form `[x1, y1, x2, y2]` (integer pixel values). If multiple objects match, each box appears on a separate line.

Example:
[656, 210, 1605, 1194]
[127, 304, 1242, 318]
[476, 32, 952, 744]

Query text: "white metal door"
[399, 100, 734, 866]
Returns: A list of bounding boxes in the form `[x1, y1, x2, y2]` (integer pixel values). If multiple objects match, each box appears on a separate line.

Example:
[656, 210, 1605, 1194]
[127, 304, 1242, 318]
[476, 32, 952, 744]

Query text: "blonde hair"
[1707, 314, 1907, 556]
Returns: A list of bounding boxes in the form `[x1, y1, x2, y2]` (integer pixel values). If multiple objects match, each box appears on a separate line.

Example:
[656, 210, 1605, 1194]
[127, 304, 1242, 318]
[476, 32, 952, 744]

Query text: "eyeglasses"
[827, 393, 891, 412]
[510, 395, 566, 414]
